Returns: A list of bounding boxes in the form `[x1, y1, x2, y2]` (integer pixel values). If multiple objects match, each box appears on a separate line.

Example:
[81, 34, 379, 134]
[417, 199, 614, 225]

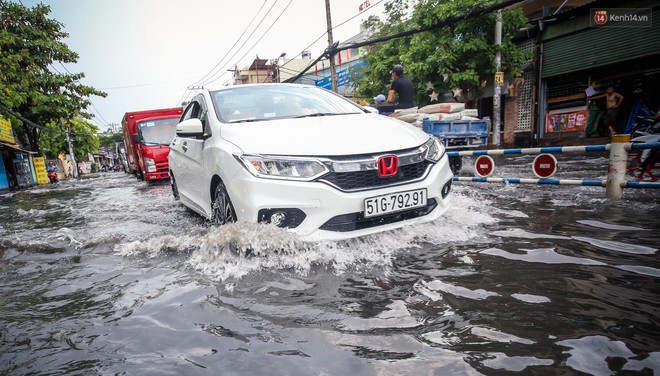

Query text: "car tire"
[171, 174, 180, 201]
[212, 182, 237, 225]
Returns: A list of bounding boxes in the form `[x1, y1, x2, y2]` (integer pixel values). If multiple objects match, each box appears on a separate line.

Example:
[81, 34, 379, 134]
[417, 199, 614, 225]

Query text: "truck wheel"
[212, 182, 236, 225]
[449, 156, 462, 175]
[136, 168, 145, 181]
[171, 175, 180, 201]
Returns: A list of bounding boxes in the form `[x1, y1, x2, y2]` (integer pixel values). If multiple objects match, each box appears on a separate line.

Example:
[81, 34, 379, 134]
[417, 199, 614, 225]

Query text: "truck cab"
[121, 108, 182, 181]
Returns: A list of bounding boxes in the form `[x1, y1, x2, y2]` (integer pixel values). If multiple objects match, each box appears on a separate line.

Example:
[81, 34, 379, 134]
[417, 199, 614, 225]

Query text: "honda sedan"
[169, 84, 453, 241]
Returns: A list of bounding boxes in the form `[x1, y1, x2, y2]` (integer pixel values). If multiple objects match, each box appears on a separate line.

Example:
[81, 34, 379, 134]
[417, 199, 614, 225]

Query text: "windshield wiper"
[231, 118, 259, 123]
[293, 112, 346, 119]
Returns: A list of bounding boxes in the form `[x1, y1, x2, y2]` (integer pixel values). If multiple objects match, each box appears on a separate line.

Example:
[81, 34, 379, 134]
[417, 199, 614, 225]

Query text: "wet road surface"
[1, 154, 659, 375]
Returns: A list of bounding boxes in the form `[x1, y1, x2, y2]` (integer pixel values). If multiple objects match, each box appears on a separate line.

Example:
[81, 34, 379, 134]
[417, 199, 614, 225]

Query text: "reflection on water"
[1, 155, 659, 375]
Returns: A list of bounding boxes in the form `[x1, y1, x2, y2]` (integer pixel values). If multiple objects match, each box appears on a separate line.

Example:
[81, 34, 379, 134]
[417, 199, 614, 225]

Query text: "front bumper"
[226, 154, 453, 241]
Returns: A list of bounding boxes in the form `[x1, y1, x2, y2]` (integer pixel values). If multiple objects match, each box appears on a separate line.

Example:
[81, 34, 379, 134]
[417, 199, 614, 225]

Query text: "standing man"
[591, 85, 624, 136]
[387, 64, 416, 110]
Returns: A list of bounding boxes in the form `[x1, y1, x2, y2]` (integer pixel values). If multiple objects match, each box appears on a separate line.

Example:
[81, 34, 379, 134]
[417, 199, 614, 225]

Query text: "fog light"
[441, 180, 452, 199]
[270, 211, 287, 227]
[257, 208, 306, 228]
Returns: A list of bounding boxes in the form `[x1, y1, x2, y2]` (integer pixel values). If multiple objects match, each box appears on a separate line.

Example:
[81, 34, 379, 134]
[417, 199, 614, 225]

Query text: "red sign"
[545, 109, 588, 133]
[377, 155, 398, 177]
[532, 154, 557, 178]
[474, 155, 494, 177]
[594, 10, 607, 25]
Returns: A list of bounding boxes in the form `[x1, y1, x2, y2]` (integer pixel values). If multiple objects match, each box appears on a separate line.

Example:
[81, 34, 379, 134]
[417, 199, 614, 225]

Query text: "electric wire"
[204, 0, 294, 86]
[285, 0, 526, 83]
[189, 0, 270, 88]
[278, 0, 386, 71]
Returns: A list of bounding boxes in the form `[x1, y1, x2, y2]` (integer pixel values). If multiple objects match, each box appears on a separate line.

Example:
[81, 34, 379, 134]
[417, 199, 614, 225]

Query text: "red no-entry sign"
[532, 154, 558, 178]
[474, 155, 494, 177]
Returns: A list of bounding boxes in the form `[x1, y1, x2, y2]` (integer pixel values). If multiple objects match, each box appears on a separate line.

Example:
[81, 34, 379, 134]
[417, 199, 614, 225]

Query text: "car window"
[181, 101, 200, 122]
[210, 85, 363, 123]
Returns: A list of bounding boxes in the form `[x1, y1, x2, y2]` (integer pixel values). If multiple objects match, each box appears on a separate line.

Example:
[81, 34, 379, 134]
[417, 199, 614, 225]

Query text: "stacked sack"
[391, 107, 420, 126]
[391, 103, 480, 127]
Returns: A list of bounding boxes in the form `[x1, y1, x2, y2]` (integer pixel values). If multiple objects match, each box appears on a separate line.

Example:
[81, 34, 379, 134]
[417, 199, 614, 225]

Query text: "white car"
[168, 84, 453, 241]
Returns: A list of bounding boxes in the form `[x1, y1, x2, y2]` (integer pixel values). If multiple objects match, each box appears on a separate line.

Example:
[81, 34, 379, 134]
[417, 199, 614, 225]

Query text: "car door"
[172, 96, 210, 215]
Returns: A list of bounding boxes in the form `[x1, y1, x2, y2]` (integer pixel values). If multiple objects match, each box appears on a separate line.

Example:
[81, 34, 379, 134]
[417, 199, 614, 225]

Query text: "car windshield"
[138, 117, 179, 145]
[210, 85, 363, 123]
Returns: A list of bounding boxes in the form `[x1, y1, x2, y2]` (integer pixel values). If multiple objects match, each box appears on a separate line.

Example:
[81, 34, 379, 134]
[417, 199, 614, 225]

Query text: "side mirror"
[176, 118, 204, 136]
[132, 133, 141, 143]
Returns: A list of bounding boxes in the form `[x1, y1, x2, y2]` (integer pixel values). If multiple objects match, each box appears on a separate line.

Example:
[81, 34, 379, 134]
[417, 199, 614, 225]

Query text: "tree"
[98, 132, 123, 148]
[39, 118, 99, 159]
[0, 1, 106, 151]
[354, 0, 530, 107]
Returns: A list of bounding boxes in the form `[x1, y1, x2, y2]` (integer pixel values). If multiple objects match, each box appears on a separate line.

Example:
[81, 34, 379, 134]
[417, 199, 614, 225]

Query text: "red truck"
[121, 107, 182, 181]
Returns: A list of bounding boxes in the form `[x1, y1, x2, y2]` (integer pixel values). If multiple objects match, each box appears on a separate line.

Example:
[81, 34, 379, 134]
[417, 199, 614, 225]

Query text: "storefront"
[536, 2, 660, 139]
[0, 116, 38, 190]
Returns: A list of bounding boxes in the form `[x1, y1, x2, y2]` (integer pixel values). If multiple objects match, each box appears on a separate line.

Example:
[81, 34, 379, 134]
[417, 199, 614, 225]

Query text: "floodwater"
[1, 154, 658, 375]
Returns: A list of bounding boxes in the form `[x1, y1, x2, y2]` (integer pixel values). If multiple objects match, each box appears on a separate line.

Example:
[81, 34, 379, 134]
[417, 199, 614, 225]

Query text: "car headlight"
[144, 157, 156, 172]
[238, 154, 329, 181]
[423, 137, 445, 162]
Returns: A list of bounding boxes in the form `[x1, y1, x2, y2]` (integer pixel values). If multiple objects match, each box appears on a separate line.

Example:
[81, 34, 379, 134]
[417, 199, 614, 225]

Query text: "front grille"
[319, 160, 432, 191]
[319, 199, 437, 232]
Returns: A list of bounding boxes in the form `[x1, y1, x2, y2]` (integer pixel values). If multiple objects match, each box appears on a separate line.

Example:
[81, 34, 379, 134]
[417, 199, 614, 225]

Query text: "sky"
[20, 0, 389, 131]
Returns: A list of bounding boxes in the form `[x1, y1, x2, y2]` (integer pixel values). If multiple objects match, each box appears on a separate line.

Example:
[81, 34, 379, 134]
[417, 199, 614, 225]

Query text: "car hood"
[220, 113, 430, 156]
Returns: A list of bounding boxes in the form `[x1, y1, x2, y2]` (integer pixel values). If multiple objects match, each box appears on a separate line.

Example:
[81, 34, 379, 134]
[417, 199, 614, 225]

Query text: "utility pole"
[66, 127, 78, 178]
[492, 10, 503, 147]
[325, 0, 338, 92]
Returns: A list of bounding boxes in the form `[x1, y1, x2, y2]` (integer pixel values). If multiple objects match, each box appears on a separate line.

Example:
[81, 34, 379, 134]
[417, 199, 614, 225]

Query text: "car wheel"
[171, 174, 180, 201]
[212, 182, 236, 225]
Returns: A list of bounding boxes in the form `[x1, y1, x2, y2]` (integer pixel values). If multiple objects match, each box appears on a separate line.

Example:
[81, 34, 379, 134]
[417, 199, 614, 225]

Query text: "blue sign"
[315, 61, 367, 90]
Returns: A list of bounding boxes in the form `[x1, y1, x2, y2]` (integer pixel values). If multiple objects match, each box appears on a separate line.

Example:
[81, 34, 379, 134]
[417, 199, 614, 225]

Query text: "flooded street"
[1, 154, 659, 375]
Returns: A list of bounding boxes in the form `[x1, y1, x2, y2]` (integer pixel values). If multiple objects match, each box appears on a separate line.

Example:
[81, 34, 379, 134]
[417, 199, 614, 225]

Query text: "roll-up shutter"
[542, 9, 660, 78]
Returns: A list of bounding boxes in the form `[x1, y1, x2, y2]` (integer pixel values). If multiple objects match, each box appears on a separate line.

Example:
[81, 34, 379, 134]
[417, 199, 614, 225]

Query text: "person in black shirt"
[387, 64, 415, 109]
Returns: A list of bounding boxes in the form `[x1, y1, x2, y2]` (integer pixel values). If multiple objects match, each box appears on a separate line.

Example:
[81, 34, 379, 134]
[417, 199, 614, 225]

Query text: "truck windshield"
[138, 117, 179, 145]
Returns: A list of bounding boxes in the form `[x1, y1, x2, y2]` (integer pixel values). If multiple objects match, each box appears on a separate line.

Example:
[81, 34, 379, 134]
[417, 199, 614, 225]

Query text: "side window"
[181, 101, 200, 122]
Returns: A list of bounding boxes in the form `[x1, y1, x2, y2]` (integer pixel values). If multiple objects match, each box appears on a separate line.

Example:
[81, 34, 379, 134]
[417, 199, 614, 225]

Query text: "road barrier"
[447, 135, 660, 199]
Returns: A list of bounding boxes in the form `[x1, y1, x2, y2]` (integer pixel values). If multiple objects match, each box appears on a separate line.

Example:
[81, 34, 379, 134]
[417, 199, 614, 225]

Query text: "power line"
[58, 62, 111, 126]
[279, 0, 386, 71]
[285, 0, 526, 83]
[189, 0, 270, 88]
[205, 0, 294, 86]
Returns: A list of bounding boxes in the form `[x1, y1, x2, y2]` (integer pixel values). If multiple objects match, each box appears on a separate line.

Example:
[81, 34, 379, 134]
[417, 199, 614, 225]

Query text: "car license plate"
[364, 188, 427, 218]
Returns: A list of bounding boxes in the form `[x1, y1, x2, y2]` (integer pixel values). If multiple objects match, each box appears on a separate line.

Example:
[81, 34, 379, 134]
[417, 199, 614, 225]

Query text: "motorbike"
[47, 170, 58, 184]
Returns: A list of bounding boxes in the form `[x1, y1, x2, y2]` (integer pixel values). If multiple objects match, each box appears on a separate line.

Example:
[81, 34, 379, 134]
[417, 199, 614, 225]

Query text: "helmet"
[390, 64, 404, 75]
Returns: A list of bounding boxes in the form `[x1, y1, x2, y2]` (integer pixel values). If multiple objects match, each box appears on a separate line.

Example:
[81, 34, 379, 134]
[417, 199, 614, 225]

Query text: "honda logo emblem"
[377, 155, 399, 177]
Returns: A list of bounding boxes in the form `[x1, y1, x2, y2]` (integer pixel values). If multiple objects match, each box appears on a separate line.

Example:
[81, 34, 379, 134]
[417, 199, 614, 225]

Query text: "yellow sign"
[33, 157, 50, 185]
[0, 116, 15, 143]
[495, 71, 504, 87]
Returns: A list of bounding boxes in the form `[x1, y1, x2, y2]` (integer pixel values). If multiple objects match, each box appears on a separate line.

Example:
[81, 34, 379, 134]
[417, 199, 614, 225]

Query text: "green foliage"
[354, 0, 531, 106]
[98, 132, 123, 148]
[39, 118, 99, 159]
[0, 1, 106, 151]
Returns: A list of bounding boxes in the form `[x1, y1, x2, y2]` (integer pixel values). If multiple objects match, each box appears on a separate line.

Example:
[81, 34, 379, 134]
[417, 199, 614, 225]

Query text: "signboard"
[545, 109, 588, 133]
[0, 116, 15, 143]
[495, 71, 504, 87]
[474, 155, 495, 177]
[33, 157, 50, 184]
[532, 154, 557, 178]
[315, 61, 367, 90]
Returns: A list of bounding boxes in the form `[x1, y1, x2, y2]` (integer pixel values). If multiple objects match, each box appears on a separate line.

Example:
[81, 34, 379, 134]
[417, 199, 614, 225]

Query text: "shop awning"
[0, 141, 37, 154]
